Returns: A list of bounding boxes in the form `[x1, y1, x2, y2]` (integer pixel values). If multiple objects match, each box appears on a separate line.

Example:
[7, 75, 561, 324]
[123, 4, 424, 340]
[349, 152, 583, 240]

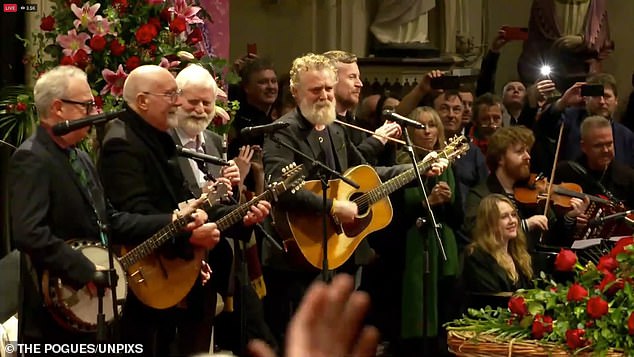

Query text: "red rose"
[135, 23, 159, 45]
[40, 15, 55, 31]
[508, 296, 527, 316]
[193, 49, 205, 59]
[587, 296, 609, 318]
[597, 255, 618, 273]
[89, 35, 106, 52]
[94, 96, 103, 109]
[611, 237, 634, 257]
[566, 283, 588, 302]
[60, 55, 74, 65]
[110, 39, 126, 56]
[160, 8, 172, 23]
[112, 0, 128, 12]
[566, 329, 586, 350]
[15, 102, 27, 112]
[148, 17, 161, 31]
[555, 248, 577, 271]
[628, 312, 634, 335]
[125, 56, 141, 71]
[73, 49, 89, 69]
[169, 17, 186, 33]
[187, 28, 203, 45]
[531, 314, 553, 339]
[148, 44, 157, 56]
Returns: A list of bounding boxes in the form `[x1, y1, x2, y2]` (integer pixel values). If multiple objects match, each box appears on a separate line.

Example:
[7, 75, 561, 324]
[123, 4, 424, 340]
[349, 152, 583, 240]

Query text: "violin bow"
[334, 118, 430, 152]
[539, 121, 566, 244]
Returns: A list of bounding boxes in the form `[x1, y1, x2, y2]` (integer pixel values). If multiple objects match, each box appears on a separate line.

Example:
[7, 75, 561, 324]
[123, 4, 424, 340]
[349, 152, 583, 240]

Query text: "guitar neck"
[119, 215, 192, 270]
[214, 182, 286, 231]
[358, 158, 433, 206]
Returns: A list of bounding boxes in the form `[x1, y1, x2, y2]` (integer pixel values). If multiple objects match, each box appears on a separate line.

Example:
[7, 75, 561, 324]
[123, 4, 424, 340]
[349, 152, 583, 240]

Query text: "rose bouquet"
[447, 237, 634, 356]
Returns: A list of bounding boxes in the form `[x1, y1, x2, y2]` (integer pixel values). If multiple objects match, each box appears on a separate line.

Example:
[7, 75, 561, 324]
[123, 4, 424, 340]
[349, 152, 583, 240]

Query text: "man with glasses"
[99, 65, 271, 356]
[431, 90, 488, 217]
[8, 65, 210, 344]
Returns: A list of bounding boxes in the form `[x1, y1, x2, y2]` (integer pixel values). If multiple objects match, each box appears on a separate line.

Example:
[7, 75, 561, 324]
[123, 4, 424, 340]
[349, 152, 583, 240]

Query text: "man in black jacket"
[99, 65, 270, 356]
[9, 65, 209, 344]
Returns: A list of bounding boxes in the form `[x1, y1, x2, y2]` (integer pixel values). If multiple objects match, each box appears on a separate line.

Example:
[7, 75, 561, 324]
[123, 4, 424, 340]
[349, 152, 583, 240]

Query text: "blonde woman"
[463, 194, 533, 295]
[396, 107, 462, 355]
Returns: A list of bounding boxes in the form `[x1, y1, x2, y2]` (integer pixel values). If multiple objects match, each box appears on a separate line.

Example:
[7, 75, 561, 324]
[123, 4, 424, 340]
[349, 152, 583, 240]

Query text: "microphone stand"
[95, 226, 119, 344]
[268, 133, 359, 282]
[400, 126, 446, 355]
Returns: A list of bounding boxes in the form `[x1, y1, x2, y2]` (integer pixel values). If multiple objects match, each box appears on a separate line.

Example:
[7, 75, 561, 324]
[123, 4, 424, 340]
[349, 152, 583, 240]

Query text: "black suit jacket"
[9, 126, 170, 341]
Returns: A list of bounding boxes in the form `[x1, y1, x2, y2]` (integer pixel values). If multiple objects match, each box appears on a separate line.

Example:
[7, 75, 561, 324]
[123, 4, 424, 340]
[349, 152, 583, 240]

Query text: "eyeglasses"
[60, 98, 96, 115]
[142, 89, 183, 103]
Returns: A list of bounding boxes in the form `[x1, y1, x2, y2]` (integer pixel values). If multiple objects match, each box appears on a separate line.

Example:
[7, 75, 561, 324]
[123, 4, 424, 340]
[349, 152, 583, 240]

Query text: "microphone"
[175, 145, 230, 166]
[382, 110, 426, 129]
[589, 210, 634, 226]
[52, 109, 126, 136]
[240, 121, 290, 137]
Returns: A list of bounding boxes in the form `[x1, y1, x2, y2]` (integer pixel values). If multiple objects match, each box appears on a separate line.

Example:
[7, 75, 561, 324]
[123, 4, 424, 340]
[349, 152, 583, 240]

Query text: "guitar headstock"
[281, 162, 306, 194]
[440, 135, 470, 162]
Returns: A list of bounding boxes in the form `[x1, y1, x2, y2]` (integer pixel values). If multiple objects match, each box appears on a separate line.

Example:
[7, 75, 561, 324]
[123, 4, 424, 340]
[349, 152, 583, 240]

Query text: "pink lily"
[87, 15, 113, 36]
[158, 57, 181, 70]
[70, 2, 101, 29]
[56, 29, 92, 57]
[101, 65, 128, 97]
[168, 0, 203, 25]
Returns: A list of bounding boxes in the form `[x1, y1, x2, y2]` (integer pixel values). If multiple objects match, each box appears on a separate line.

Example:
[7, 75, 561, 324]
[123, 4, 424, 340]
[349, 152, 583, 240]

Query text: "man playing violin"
[464, 126, 588, 250]
[555, 116, 634, 212]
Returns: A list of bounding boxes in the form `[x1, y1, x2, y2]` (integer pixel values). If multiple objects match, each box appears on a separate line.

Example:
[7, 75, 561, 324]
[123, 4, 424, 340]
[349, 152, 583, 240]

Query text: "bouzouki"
[120, 162, 305, 309]
[275, 136, 470, 270]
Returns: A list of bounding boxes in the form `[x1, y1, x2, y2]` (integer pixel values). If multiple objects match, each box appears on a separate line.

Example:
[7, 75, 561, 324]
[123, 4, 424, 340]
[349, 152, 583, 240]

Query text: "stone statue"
[370, 0, 436, 45]
[517, 0, 613, 88]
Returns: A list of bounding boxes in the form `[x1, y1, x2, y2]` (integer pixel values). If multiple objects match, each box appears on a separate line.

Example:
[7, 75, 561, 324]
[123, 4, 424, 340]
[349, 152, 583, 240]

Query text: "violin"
[514, 173, 613, 208]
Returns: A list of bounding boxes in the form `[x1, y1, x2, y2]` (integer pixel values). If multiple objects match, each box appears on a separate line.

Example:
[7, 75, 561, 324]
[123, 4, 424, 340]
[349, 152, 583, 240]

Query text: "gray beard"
[300, 101, 336, 126]
[172, 107, 212, 137]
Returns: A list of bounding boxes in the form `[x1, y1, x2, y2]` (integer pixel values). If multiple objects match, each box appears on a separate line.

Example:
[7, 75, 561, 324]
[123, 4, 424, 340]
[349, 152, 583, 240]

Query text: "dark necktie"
[68, 148, 107, 244]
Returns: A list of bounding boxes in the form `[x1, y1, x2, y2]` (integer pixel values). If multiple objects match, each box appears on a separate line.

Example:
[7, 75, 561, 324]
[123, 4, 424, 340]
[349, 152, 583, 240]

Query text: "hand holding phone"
[501, 26, 529, 41]
[430, 76, 461, 90]
[580, 84, 604, 97]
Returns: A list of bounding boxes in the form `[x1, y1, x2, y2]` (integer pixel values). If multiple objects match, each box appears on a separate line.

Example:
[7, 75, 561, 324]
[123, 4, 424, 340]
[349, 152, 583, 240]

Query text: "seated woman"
[463, 194, 533, 308]
[394, 107, 463, 355]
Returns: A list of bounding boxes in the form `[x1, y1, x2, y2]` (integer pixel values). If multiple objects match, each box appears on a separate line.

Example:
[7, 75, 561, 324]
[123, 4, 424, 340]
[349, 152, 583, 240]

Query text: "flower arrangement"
[447, 238, 634, 356]
[1, 0, 238, 147]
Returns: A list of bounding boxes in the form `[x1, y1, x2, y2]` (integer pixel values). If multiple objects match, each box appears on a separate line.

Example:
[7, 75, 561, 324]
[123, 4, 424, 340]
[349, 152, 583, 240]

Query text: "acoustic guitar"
[275, 136, 470, 270]
[122, 162, 305, 309]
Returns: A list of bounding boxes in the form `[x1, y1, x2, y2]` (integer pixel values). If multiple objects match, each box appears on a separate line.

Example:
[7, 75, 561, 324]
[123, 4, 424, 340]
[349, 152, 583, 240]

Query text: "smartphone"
[430, 76, 461, 90]
[247, 43, 257, 56]
[580, 84, 604, 97]
[502, 26, 529, 41]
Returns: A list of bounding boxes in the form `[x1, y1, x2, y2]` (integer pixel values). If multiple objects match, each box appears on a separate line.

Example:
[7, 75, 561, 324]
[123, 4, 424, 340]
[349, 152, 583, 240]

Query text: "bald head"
[123, 65, 181, 131]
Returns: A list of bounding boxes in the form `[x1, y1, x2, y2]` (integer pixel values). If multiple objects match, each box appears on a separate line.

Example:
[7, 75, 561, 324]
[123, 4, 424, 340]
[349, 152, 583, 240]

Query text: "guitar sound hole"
[349, 192, 368, 215]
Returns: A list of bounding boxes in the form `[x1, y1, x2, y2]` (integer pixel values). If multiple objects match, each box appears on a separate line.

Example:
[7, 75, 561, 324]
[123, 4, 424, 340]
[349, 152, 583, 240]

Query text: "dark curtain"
[1, 10, 26, 258]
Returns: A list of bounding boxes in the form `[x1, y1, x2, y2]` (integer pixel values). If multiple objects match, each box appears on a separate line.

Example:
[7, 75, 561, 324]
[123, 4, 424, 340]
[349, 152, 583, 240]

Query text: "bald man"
[99, 65, 270, 356]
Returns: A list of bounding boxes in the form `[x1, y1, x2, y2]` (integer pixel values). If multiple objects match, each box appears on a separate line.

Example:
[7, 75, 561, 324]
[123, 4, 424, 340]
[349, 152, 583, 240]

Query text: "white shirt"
[175, 128, 207, 188]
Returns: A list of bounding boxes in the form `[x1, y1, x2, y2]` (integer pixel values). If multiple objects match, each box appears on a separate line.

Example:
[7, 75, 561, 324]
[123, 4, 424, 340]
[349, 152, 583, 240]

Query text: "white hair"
[175, 64, 218, 98]
[33, 66, 87, 116]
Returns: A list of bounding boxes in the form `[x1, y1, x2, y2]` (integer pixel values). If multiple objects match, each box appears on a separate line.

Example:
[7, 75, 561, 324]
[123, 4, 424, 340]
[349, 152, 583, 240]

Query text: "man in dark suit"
[261, 53, 448, 350]
[170, 64, 277, 354]
[99, 65, 271, 356]
[8, 65, 210, 344]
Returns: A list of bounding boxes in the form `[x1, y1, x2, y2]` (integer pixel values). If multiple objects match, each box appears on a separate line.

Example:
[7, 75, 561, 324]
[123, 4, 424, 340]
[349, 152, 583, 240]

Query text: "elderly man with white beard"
[169, 64, 279, 354]
[260, 53, 449, 352]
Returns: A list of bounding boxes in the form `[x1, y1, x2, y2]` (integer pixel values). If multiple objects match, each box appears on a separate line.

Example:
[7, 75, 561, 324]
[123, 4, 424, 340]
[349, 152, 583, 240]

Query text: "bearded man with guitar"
[99, 65, 271, 356]
[261, 53, 451, 352]
[8, 66, 210, 346]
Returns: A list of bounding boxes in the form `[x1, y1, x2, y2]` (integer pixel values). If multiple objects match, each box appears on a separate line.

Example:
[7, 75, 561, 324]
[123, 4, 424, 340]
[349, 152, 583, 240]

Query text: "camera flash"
[540, 65, 551, 76]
